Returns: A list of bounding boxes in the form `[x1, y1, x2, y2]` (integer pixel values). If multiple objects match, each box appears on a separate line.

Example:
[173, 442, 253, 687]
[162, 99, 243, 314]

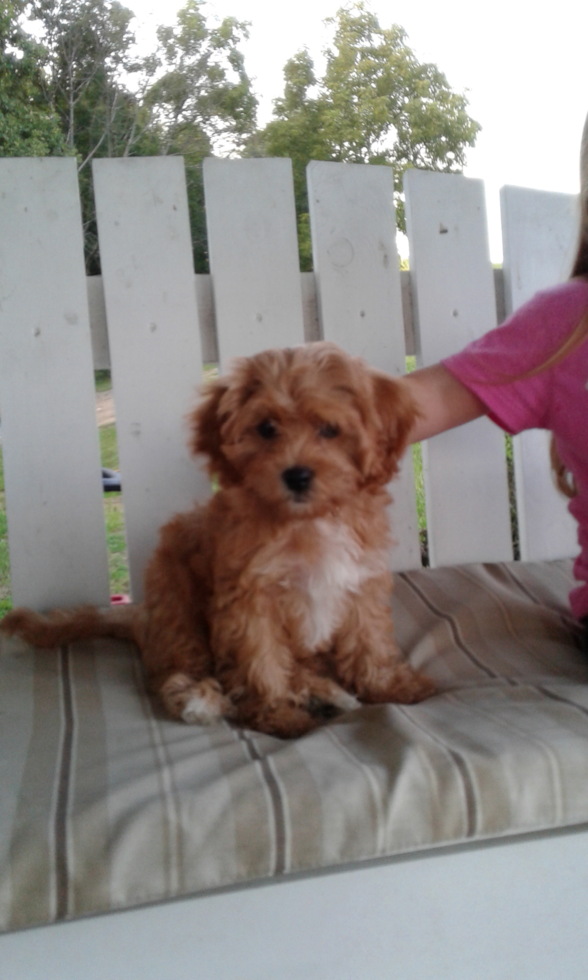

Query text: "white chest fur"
[290, 518, 386, 650]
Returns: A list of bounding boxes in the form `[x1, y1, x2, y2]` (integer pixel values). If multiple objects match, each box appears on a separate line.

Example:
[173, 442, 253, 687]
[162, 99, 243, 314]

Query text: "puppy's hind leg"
[142, 603, 232, 725]
[141, 509, 231, 726]
[145, 621, 232, 725]
[159, 672, 231, 725]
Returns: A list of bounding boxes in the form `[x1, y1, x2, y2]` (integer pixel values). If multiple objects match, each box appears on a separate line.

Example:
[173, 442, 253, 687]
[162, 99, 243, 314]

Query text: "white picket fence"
[0, 155, 585, 980]
[0, 156, 579, 611]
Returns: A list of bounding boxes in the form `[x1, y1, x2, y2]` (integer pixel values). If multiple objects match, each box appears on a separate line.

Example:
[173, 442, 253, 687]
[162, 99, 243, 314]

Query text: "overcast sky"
[129, 0, 588, 260]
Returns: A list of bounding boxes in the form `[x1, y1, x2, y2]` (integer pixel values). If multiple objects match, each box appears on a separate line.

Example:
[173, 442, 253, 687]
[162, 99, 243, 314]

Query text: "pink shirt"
[443, 278, 588, 620]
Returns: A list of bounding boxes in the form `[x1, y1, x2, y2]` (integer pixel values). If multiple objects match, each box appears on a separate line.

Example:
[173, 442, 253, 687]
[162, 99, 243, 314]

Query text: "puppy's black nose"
[282, 466, 314, 495]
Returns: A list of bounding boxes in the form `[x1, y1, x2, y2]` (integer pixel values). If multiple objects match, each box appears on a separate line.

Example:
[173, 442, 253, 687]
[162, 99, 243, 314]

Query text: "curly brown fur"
[2, 343, 434, 737]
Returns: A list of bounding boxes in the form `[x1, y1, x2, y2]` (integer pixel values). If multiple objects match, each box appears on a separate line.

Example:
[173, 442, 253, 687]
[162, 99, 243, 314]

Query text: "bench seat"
[2, 558, 585, 933]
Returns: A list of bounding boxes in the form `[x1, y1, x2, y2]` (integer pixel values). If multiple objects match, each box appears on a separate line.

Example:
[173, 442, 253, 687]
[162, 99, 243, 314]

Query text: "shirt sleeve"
[441, 285, 582, 435]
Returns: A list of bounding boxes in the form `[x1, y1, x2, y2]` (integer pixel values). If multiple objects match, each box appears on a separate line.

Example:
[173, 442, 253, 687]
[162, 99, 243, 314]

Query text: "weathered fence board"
[86, 268, 510, 371]
[93, 156, 208, 600]
[404, 169, 514, 567]
[0, 158, 109, 609]
[501, 185, 580, 561]
[307, 160, 420, 569]
[203, 158, 305, 368]
[0, 159, 579, 613]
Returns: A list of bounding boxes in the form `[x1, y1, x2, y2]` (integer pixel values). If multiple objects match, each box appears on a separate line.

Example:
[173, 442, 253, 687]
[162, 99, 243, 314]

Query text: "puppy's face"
[191, 343, 417, 517]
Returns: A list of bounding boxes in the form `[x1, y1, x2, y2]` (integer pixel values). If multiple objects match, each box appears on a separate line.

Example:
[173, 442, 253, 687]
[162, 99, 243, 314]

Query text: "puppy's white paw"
[330, 689, 361, 712]
[160, 673, 230, 725]
[181, 693, 223, 725]
[306, 682, 361, 719]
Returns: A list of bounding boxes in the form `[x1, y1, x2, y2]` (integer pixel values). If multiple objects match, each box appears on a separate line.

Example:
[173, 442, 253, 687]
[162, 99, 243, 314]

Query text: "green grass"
[99, 423, 130, 596]
[100, 422, 120, 471]
[94, 369, 113, 393]
[505, 433, 520, 560]
[104, 492, 130, 595]
[405, 356, 428, 564]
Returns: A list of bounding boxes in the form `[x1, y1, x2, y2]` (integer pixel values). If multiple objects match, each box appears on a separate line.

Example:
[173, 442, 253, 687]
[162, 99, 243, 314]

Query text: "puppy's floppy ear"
[365, 372, 419, 485]
[188, 359, 260, 485]
[188, 377, 239, 485]
[189, 378, 229, 477]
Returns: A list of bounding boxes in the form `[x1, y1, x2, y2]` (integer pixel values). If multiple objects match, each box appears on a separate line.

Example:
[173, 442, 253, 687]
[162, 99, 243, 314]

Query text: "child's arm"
[398, 364, 487, 445]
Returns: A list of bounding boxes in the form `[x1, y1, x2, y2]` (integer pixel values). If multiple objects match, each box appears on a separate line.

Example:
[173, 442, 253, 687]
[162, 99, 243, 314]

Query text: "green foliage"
[1, 0, 257, 272]
[94, 369, 112, 392]
[258, 3, 480, 247]
[256, 50, 331, 220]
[33, 0, 139, 155]
[319, 5, 479, 174]
[141, 0, 257, 271]
[297, 211, 313, 272]
[185, 163, 209, 272]
[0, 1, 67, 156]
[1, 0, 478, 274]
[30, 0, 170, 269]
[146, 0, 257, 158]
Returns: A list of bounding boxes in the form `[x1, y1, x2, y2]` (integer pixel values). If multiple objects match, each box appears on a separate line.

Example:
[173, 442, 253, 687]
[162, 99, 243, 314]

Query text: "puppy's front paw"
[307, 688, 361, 719]
[393, 665, 436, 703]
[326, 687, 361, 713]
[302, 676, 361, 716]
[307, 697, 340, 720]
[389, 664, 436, 704]
[357, 663, 436, 705]
[235, 698, 322, 739]
[159, 673, 231, 725]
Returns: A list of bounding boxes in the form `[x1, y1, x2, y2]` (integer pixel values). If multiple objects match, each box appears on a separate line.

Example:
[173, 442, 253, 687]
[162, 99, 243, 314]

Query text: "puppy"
[1, 343, 434, 737]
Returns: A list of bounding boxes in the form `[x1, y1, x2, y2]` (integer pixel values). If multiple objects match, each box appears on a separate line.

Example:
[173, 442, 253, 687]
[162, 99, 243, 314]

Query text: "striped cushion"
[1, 559, 587, 932]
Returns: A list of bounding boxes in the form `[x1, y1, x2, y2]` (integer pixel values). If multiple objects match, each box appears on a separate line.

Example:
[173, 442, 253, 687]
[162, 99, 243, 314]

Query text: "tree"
[0, 1, 66, 156]
[143, 0, 258, 271]
[24, 0, 157, 268]
[32, 0, 148, 169]
[10, 0, 257, 272]
[145, 0, 257, 160]
[259, 3, 480, 264]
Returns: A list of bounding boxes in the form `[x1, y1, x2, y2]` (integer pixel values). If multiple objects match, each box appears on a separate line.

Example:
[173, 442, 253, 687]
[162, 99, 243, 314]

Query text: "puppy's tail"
[0, 603, 144, 650]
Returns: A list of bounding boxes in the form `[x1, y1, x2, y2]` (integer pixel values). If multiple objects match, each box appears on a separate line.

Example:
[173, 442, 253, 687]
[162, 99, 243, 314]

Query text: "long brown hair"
[571, 111, 588, 281]
[531, 114, 588, 498]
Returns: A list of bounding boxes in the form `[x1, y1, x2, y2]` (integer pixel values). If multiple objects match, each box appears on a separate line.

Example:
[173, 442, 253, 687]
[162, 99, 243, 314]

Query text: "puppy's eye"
[318, 422, 339, 439]
[257, 419, 278, 440]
